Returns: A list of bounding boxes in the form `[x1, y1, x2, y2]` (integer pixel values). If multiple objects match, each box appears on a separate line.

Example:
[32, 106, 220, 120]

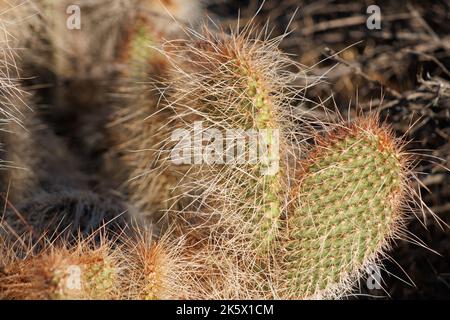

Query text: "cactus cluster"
[112, 25, 415, 298]
[0, 0, 429, 300]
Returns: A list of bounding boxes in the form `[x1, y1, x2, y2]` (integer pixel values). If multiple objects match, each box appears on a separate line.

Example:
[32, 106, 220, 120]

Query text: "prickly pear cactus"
[0, 241, 118, 300]
[163, 29, 310, 254]
[0, 1, 427, 300]
[284, 116, 408, 298]
[119, 18, 165, 79]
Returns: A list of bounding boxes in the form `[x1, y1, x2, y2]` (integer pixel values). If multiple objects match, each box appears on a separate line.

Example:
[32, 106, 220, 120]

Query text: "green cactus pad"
[170, 40, 287, 251]
[246, 70, 281, 250]
[229, 60, 283, 251]
[285, 118, 404, 298]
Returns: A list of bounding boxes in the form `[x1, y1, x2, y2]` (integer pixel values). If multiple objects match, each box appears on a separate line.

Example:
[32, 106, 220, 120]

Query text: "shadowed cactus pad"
[107, 1, 204, 226]
[119, 17, 166, 79]
[285, 116, 409, 298]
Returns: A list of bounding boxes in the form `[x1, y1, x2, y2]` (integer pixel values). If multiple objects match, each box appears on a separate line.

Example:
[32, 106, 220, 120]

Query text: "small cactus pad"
[0, 243, 117, 300]
[285, 117, 407, 298]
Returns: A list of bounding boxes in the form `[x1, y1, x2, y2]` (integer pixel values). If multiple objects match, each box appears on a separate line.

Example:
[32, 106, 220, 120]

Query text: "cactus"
[160, 27, 312, 254]
[0, 228, 207, 300]
[119, 18, 166, 79]
[117, 0, 202, 79]
[122, 235, 191, 300]
[137, 243, 169, 300]
[106, 0, 203, 228]
[0, 2, 433, 300]
[123, 27, 312, 299]
[283, 116, 411, 298]
[156, 27, 423, 299]
[0, 236, 119, 300]
[0, 2, 27, 132]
